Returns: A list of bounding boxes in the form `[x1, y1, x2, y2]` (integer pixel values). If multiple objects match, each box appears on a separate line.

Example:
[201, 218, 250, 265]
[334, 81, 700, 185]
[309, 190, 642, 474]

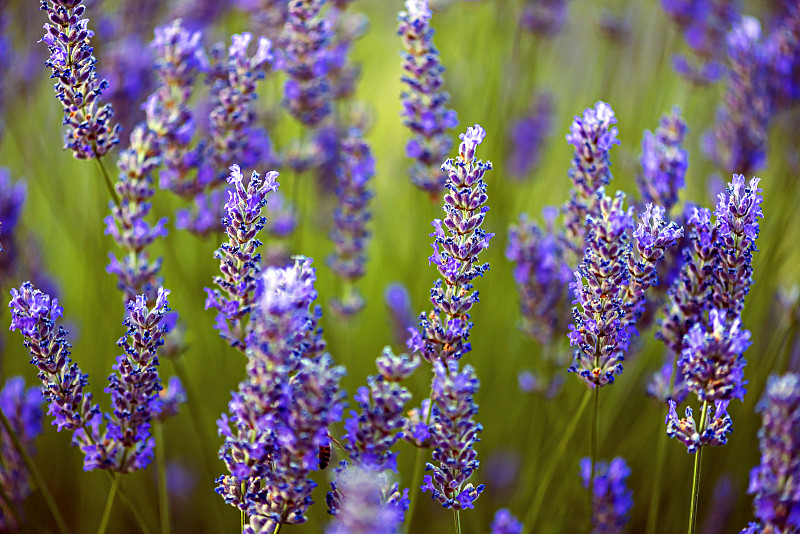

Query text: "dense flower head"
[235, 0, 289, 42]
[280, 0, 333, 126]
[40, 0, 120, 158]
[764, 3, 800, 112]
[422, 359, 485, 510]
[637, 107, 688, 215]
[678, 308, 750, 403]
[326, 466, 406, 534]
[520, 0, 569, 36]
[407, 125, 493, 364]
[490, 508, 523, 534]
[506, 208, 571, 344]
[666, 398, 733, 453]
[398, 0, 459, 194]
[507, 91, 553, 180]
[0, 376, 43, 531]
[580, 456, 633, 534]
[562, 101, 621, 258]
[746, 373, 800, 532]
[205, 165, 280, 350]
[703, 17, 770, 177]
[328, 128, 375, 318]
[0, 170, 27, 280]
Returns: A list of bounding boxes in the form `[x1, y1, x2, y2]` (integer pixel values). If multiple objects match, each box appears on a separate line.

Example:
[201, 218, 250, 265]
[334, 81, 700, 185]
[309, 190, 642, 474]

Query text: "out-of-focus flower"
[326, 466, 406, 534]
[507, 91, 553, 180]
[638, 107, 688, 216]
[580, 456, 633, 534]
[520, 0, 569, 36]
[490, 508, 523, 534]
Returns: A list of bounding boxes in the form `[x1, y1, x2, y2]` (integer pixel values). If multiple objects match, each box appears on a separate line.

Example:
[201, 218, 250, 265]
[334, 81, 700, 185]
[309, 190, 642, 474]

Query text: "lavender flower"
[645, 353, 688, 405]
[490, 508, 523, 534]
[326, 466, 406, 534]
[235, 0, 289, 42]
[40, 0, 120, 158]
[666, 399, 733, 453]
[637, 107, 688, 215]
[562, 101, 620, 259]
[703, 17, 770, 177]
[407, 125, 493, 363]
[328, 128, 374, 317]
[764, 4, 800, 112]
[385, 282, 416, 348]
[398, 0, 459, 194]
[281, 0, 333, 126]
[421, 359, 485, 510]
[0, 377, 43, 531]
[507, 91, 553, 180]
[205, 165, 280, 350]
[520, 0, 569, 36]
[580, 456, 633, 534]
[746, 373, 800, 532]
[739, 523, 762, 534]
[0, 170, 26, 282]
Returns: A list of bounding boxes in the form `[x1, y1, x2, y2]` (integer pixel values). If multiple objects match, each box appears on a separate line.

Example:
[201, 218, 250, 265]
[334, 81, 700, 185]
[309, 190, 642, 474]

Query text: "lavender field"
[0, 0, 799, 533]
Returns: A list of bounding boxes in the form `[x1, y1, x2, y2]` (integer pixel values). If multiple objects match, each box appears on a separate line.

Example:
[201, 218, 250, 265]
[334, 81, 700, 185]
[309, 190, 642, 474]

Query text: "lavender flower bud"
[507, 91, 553, 179]
[205, 165, 280, 350]
[235, 0, 289, 42]
[385, 282, 416, 349]
[645, 353, 688, 405]
[666, 399, 733, 453]
[326, 466, 405, 534]
[39, 0, 120, 158]
[637, 107, 688, 215]
[422, 359, 485, 510]
[579, 456, 633, 534]
[520, 0, 568, 36]
[746, 373, 800, 532]
[398, 0, 458, 194]
[490, 508, 523, 534]
[407, 125, 493, 363]
[739, 523, 763, 534]
[562, 101, 621, 258]
[153, 376, 186, 423]
[0, 170, 27, 281]
[764, 5, 800, 112]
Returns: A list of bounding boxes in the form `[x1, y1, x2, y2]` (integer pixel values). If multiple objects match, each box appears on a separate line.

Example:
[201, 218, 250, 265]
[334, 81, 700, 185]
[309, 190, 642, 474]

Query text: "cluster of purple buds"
[205, 165, 279, 351]
[506, 91, 553, 180]
[280, 0, 333, 127]
[40, 0, 120, 159]
[764, 4, 800, 112]
[645, 353, 688, 405]
[0, 170, 26, 282]
[0, 377, 43, 531]
[562, 101, 620, 260]
[216, 258, 344, 530]
[637, 107, 688, 215]
[398, 0, 459, 195]
[520, 0, 569, 36]
[660, 0, 740, 85]
[8, 282, 173, 472]
[328, 128, 374, 317]
[579, 456, 633, 534]
[703, 17, 770, 177]
[490, 508, 523, 534]
[744, 373, 800, 533]
[506, 208, 571, 345]
[325, 2, 367, 102]
[421, 358, 485, 510]
[326, 466, 407, 534]
[666, 398, 733, 453]
[407, 125, 493, 363]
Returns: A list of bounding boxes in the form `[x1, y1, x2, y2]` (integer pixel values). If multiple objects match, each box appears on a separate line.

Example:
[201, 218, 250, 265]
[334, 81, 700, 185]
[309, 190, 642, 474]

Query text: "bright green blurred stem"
[645, 425, 669, 534]
[522, 388, 592, 532]
[453, 509, 461, 534]
[403, 388, 434, 534]
[0, 409, 70, 534]
[102, 473, 151, 534]
[687, 400, 709, 534]
[97, 474, 119, 534]
[94, 155, 120, 208]
[155, 422, 171, 534]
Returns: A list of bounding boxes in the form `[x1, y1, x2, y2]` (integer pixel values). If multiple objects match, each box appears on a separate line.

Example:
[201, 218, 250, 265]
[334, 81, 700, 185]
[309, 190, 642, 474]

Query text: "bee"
[318, 442, 332, 470]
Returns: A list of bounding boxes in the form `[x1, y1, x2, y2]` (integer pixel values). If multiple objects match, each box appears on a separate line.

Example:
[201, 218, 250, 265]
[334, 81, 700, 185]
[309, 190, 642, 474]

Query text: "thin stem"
[96, 474, 119, 534]
[155, 422, 170, 534]
[241, 509, 245, 532]
[403, 389, 434, 534]
[94, 156, 121, 208]
[589, 387, 600, 522]
[104, 473, 152, 534]
[523, 389, 592, 532]
[687, 400, 709, 534]
[645, 423, 669, 534]
[452, 509, 461, 534]
[0, 409, 70, 534]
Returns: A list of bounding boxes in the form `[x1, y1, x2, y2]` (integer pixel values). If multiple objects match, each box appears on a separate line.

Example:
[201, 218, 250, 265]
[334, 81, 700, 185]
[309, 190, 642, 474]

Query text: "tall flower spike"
[637, 107, 688, 215]
[746, 373, 800, 533]
[507, 91, 553, 180]
[398, 0, 458, 195]
[562, 101, 621, 260]
[40, 0, 120, 158]
[205, 165, 279, 351]
[328, 128, 374, 317]
[421, 359, 485, 510]
[580, 456, 633, 534]
[0, 377, 43, 531]
[407, 124, 493, 364]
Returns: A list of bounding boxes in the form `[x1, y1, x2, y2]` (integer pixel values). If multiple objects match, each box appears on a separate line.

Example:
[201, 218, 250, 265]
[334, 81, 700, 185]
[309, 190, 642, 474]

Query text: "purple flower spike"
[562, 101, 621, 258]
[40, 0, 120, 159]
[746, 373, 800, 533]
[580, 456, 633, 534]
[666, 398, 733, 453]
[0, 170, 27, 281]
[398, 0, 458, 194]
[235, 0, 288, 42]
[491, 508, 523, 534]
[326, 466, 406, 534]
[507, 91, 554, 180]
[0, 377, 43, 531]
[423, 359, 485, 511]
[385, 282, 416, 348]
[678, 308, 750, 403]
[409, 124, 493, 363]
[206, 165, 280, 350]
[637, 107, 689, 215]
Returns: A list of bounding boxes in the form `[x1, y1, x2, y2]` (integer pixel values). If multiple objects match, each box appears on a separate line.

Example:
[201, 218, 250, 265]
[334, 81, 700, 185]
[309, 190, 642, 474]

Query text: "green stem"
[104, 473, 151, 534]
[94, 156, 120, 208]
[523, 389, 592, 532]
[687, 401, 709, 534]
[155, 423, 170, 534]
[403, 389, 434, 534]
[0, 410, 70, 534]
[241, 509, 245, 532]
[453, 509, 461, 534]
[96, 474, 119, 534]
[645, 425, 669, 534]
[589, 387, 600, 523]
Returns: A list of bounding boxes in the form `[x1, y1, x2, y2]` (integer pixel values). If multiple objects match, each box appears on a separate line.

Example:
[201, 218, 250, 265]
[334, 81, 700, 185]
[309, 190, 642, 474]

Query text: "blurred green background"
[0, 0, 798, 532]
